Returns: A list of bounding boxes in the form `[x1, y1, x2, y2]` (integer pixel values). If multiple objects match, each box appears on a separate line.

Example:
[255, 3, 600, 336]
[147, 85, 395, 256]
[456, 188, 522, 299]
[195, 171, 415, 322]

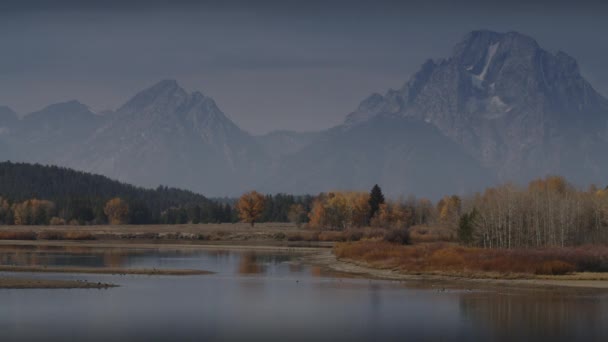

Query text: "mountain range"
[1, 30, 607, 198]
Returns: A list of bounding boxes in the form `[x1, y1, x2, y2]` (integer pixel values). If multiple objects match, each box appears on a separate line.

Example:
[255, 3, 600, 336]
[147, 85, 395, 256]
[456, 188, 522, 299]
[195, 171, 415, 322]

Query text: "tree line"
[456, 176, 608, 248]
[0, 162, 229, 225]
[2, 162, 607, 248]
[0, 162, 314, 225]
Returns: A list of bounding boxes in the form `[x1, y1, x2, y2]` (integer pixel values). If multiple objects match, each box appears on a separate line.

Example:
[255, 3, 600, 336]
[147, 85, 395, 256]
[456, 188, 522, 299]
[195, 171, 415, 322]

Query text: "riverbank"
[306, 250, 608, 290]
[1, 230, 607, 290]
[0, 277, 116, 289]
[0, 265, 213, 275]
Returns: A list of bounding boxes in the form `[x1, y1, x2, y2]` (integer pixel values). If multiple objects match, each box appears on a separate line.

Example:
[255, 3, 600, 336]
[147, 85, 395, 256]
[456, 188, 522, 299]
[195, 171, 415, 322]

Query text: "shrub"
[49, 217, 66, 225]
[0, 231, 37, 240]
[535, 260, 576, 275]
[383, 228, 410, 244]
[334, 241, 603, 276]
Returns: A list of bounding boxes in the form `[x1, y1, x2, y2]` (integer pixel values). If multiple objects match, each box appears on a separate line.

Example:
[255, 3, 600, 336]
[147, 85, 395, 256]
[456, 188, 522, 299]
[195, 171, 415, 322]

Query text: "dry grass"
[286, 228, 407, 243]
[0, 224, 412, 245]
[0, 231, 37, 240]
[334, 241, 608, 276]
[408, 225, 455, 243]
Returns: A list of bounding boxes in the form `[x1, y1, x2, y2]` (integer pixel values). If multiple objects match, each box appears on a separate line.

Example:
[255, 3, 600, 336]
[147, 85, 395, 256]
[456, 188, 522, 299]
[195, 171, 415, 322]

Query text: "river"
[0, 245, 606, 341]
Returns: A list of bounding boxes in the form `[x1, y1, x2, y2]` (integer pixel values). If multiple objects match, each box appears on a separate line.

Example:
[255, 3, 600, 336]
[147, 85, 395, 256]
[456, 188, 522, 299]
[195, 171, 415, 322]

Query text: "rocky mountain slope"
[343, 30, 608, 184]
[60, 80, 269, 195]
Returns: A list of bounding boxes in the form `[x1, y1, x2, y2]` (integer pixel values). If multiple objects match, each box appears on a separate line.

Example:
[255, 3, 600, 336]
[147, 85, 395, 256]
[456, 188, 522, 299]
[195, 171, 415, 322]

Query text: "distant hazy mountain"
[255, 130, 321, 158]
[344, 30, 608, 185]
[0, 106, 17, 158]
[61, 80, 269, 195]
[16, 101, 104, 164]
[266, 116, 492, 198]
[1, 30, 606, 197]
[0, 106, 17, 128]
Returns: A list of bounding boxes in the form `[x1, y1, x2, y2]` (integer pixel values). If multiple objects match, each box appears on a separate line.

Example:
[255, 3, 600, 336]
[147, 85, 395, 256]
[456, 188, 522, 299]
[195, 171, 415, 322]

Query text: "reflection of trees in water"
[0, 245, 130, 267]
[238, 252, 265, 274]
[237, 252, 293, 275]
[459, 291, 607, 340]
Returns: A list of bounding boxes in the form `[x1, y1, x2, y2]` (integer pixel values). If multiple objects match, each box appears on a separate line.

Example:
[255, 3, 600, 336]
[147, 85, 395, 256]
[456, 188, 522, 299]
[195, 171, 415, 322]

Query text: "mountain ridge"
[1, 30, 606, 197]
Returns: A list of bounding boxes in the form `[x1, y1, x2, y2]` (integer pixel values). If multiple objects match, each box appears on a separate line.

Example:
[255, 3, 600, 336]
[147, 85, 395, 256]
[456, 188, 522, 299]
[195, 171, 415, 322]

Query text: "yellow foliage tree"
[104, 198, 130, 225]
[236, 191, 265, 227]
[308, 192, 370, 230]
[437, 195, 461, 228]
[12, 199, 55, 225]
[371, 202, 412, 229]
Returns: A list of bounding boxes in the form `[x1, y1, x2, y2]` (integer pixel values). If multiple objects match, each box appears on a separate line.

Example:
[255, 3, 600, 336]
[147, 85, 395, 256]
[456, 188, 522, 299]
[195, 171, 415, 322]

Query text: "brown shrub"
[0, 231, 37, 240]
[534, 260, 576, 275]
[49, 217, 66, 225]
[428, 248, 466, 268]
[334, 241, 605, 276]
[409, 225, 455, 243]
[63, 232, 96, 241]
[382, 228, 410, 244]
[37, 230, 63, 240]
[318, 231, 345, 242]
[287, 231, 319, 241]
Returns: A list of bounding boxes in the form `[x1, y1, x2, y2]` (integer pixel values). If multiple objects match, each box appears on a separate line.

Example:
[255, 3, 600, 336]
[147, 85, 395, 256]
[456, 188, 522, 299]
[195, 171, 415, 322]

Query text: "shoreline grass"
[333, 241, 608, 277]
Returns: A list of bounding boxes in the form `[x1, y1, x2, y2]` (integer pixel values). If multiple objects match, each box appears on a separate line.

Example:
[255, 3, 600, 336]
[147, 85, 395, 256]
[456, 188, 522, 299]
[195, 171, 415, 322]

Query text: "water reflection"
[459, 290, 608, 341]
[238, 252, 265, 274]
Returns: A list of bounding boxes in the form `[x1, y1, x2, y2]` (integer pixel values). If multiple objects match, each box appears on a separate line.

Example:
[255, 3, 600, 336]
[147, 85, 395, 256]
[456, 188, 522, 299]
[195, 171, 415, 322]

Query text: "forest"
[1, 162, 607, 248]
[0, 162, 311, 226]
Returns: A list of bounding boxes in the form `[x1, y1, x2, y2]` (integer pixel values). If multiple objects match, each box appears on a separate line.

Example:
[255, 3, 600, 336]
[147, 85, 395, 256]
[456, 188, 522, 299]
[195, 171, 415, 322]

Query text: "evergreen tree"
[368, 184, 385, 221]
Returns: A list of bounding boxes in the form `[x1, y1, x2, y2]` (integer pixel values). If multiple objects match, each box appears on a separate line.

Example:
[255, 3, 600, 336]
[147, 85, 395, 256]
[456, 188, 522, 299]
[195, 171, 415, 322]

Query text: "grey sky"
[1, 0, 607, 134]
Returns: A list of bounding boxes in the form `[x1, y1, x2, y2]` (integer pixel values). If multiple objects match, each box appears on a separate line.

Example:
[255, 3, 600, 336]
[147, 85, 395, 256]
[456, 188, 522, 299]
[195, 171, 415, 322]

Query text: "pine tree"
[368, 184, 385, 221]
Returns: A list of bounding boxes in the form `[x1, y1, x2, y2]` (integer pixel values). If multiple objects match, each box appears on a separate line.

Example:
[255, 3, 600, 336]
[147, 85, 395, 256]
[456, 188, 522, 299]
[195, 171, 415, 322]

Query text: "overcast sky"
[1, 0, 607, 134]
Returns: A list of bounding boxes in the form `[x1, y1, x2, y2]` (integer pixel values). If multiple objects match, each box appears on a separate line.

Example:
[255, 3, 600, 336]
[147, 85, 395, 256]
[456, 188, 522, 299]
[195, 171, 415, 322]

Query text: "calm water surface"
[0, 245, 606, 341]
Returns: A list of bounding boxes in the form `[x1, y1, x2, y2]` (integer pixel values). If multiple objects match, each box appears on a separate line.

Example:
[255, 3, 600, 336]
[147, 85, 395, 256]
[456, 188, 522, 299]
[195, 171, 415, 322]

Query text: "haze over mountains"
[1, 30, 607, 198]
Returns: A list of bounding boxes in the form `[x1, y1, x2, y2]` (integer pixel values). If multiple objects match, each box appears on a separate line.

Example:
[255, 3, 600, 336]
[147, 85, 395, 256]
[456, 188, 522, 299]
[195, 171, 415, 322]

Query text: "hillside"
[0, 162, 230, 224]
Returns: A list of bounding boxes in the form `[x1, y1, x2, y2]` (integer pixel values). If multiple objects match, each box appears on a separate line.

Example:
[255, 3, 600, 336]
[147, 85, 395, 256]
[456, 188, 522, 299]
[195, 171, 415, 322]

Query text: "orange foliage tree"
[308, 192, 370, 230]
[104, 198, 130, 225]
[236, 191, 266, 227]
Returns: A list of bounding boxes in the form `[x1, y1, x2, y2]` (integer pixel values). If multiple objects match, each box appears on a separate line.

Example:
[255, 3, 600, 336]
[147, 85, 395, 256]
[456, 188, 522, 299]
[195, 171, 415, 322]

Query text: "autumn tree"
[307, 192, 370, 230]
[12, 199, 55, 225]
[236, 191, 265, 227]
[104, 198, 130, 225]
[368, 184, 385, 221]
[437, 195, 462, 229]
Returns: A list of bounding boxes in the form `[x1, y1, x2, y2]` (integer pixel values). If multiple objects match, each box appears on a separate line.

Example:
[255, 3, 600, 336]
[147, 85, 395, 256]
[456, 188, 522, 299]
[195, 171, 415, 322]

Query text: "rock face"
[1, 30, 607, 197]
[344, 30, 608, 185]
